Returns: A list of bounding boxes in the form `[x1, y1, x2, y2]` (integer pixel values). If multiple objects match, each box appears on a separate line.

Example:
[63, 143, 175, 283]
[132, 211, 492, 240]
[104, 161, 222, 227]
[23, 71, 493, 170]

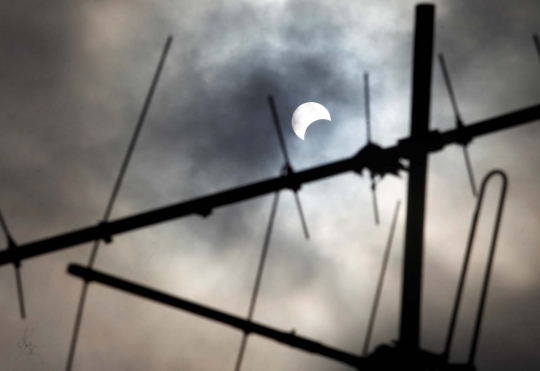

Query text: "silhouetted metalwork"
[0, 101, 538, 266]
[443, 170, 507, 364]
[67, 264, 476, 370]
[438, 53, 477, 197]
[400, 4, 434, 353]
[65, 35, 173, 371]
[363, 200, 400, 356]
[0, 209, 25, 319]
[1, 4, 539, 370]
[363, 72, 380, 225]
[268, 95, 310, 239]
[233, 192, 279, 371]
[67, 264, 367, 369]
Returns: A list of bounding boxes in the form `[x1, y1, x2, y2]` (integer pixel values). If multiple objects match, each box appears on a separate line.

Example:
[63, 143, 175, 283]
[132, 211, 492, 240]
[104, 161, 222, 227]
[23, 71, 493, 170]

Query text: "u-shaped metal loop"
[443, 170, 508, 365]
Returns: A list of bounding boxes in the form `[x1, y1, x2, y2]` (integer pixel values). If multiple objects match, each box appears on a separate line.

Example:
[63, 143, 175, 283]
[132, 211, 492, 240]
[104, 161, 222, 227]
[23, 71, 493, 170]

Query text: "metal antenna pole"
[268, 95, 310, 239]
[65, 35, 173, 371]
[0, 209, 25, 318]
[363, 200, 401, 356]
[400, 3, 434, 353]
[233, 193, 280, 371]
[438, 53, 477, 197]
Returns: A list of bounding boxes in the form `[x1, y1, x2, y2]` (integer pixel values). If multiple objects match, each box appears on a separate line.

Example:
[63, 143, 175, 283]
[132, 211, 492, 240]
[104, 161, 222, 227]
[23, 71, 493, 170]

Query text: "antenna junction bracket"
[97, 221, 113, 244]
[281, 163, 301, 192]
[354, 143, 408, 179]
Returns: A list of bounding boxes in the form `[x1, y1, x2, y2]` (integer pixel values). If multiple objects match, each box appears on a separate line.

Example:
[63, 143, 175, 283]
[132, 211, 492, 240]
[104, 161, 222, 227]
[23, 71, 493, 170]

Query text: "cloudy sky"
[1, 0, 540, 370]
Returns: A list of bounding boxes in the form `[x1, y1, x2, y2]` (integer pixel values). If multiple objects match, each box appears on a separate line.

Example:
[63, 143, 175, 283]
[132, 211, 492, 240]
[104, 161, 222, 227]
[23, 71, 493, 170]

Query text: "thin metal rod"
[439, 53, 477, 197]
[234, 192, 280, 371]
[293, 192, 310, 239]
[364, 72, 371, 143]
[268, 95, 291, 166]
[268, 96, 309, 240]
[462, 146, 477, 197]
[363, 200, 401, 356]
[468, 171, 507, 365]
[1, 103, 540, 266]
[67, 264, 368, 369]
[364, 72, 379, 225]
[533, 34, 540, 64]
[370, 177, 380, 226]
[438, 54, 462, 125]
[0, 209, 26, 318]
[443, 170, 507, 362]
[65, 35, 173, 371]
[14, 266, 26, 318]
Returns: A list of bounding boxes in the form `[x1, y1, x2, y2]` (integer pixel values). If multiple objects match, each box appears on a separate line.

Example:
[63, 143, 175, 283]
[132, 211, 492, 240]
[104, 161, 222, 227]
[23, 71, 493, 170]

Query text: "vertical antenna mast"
[400, 3, 434, 353]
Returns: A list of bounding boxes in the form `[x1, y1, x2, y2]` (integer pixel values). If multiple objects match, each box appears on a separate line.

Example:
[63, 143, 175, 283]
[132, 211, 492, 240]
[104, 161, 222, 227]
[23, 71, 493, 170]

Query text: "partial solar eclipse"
[291, 102, 331, 140]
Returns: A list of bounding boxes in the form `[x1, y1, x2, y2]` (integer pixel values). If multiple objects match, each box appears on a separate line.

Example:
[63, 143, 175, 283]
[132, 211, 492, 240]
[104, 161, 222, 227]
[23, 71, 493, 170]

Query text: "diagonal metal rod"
[65, 35, 173, 371]
[0, 209, 26, 318]
[363, 200, 400, 356]
[268, 95, 291, 165]
[67, 264, 368, 369]
[438, 53, 477, 197]
[234, 192, 280, 371]
[533, 34, 540, 64]
[293, 192, 310, 239]
[438, 54, 463, 125]
[1, 102, 540, 266]
[267, 95, 309, 239]
[370, 176, 380, 225]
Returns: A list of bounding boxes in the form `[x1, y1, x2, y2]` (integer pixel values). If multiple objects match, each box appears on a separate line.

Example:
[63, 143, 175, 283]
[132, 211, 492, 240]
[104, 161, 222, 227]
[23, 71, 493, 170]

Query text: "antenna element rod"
[65, 35, 173, 371]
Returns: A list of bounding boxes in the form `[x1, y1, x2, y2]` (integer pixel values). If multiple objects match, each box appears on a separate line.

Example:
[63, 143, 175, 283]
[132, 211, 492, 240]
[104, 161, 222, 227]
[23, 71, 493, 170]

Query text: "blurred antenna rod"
[0, 99, 539, 266]
[438, 53, 477, 196]
[65, 35, 173, 371]
[363, 200, 400, 356]
[0, 209, 25, 319]
[268, 95, 310, 239]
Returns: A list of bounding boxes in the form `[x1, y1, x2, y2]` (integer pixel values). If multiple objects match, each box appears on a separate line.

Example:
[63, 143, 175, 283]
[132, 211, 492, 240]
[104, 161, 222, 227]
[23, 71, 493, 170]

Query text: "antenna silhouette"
[2, 4, 540, 371]
[438, 53, 477, 197]
[233, 96, 312, 371]
[444, 170, 507, 364]
[65, 35, 173, 371]
[233, 192, 279, 371]
[268, 95, 310, 239]
[363, 73, 381, 224]
[0, 209, 25, 319]
[363, 199, 400, 356]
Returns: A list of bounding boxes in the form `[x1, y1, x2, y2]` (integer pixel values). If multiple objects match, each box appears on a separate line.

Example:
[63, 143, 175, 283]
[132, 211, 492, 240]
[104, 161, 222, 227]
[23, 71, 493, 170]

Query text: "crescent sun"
[291, 102, 331, 140]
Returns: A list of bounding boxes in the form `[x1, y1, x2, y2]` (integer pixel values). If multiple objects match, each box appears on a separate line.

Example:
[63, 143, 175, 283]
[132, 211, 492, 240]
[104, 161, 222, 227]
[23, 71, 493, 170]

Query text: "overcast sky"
[1, 0, 540, 370]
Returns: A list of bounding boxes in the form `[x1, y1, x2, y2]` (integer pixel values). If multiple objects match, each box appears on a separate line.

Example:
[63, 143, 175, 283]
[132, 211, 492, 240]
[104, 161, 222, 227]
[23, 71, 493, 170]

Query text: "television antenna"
[2, 4, 540, 370]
